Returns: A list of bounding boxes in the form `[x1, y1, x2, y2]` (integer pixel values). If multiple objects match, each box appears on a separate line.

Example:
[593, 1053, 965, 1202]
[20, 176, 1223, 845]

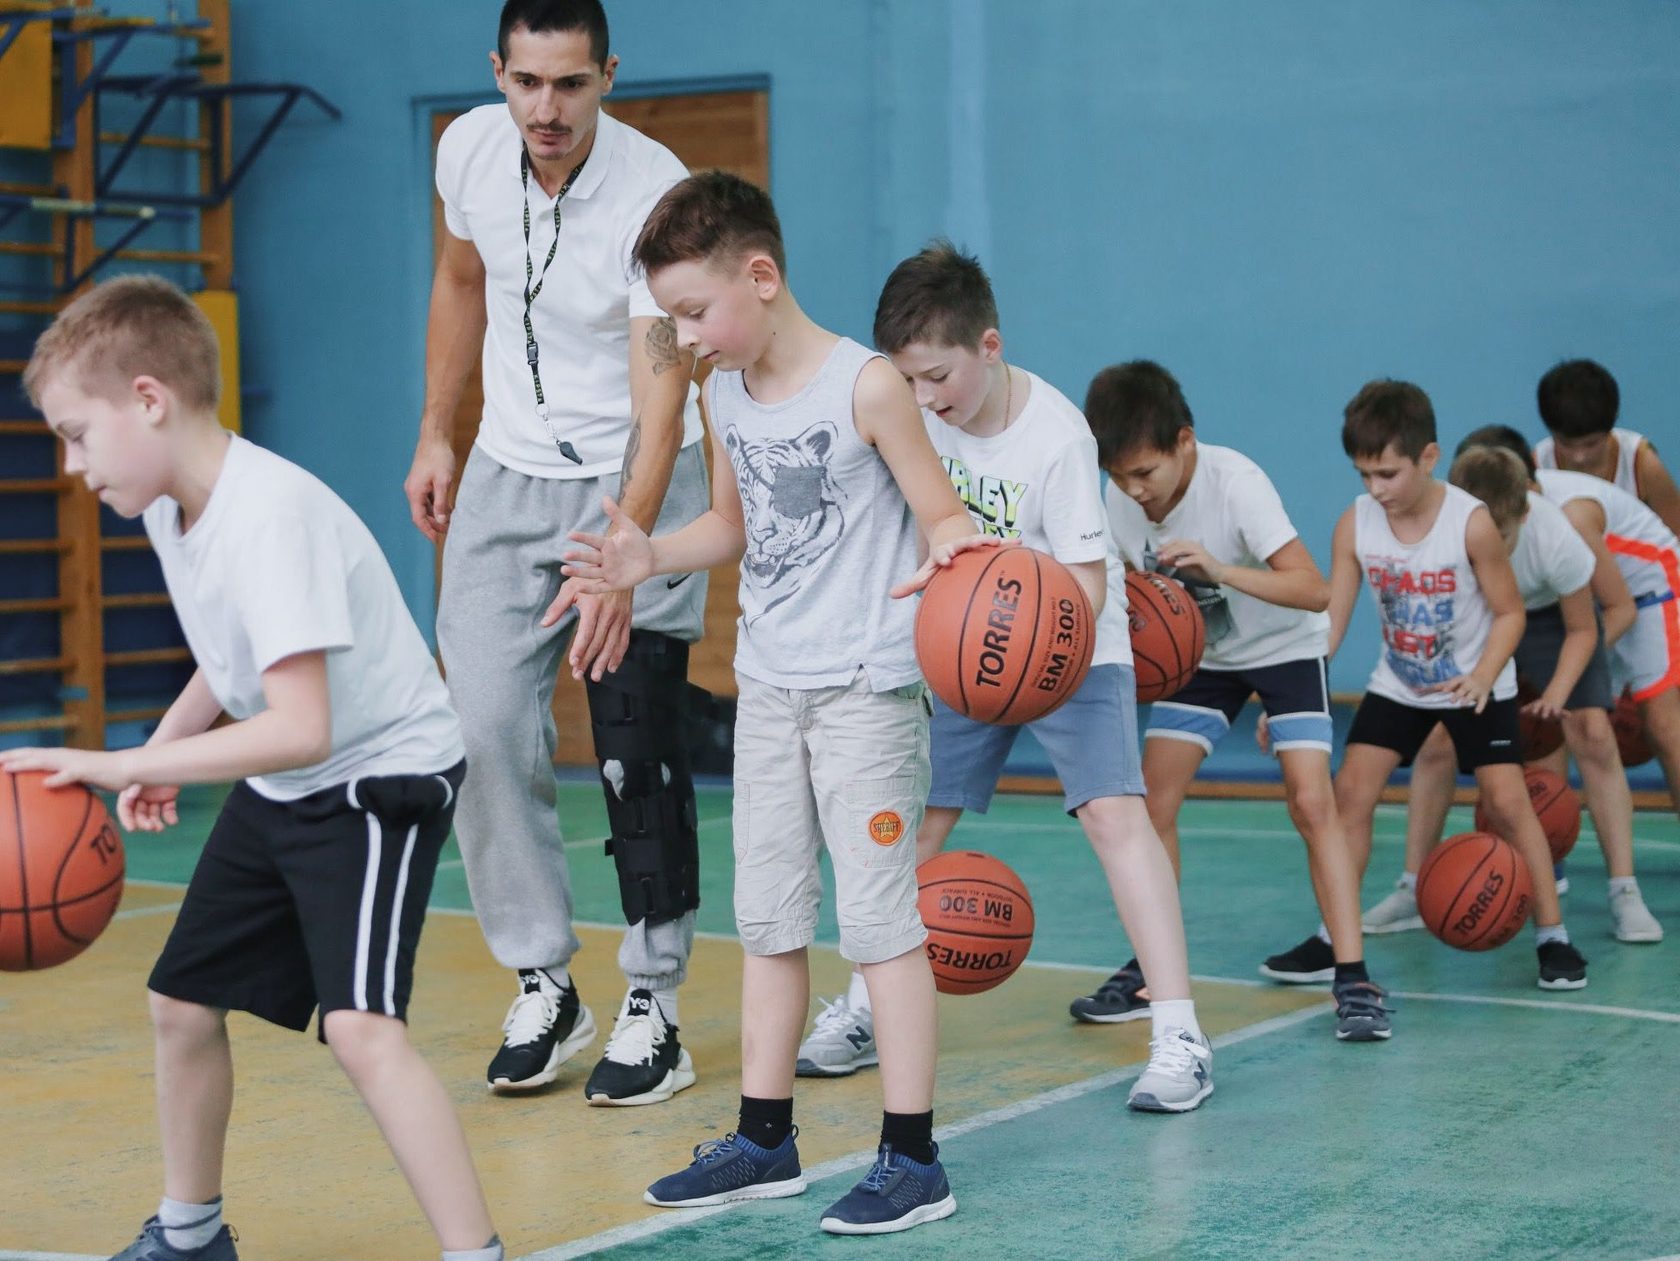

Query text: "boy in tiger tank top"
[1270, 380, 1589, 991]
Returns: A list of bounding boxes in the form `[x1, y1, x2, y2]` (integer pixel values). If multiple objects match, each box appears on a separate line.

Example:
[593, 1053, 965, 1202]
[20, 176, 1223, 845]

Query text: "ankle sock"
[159, 1196, 222, 1251]
[443, 1236, 504, 1261]
[738, 1095, 793, 1150]
[1608, 876, 1639, 897]
[880, 1109, 936, 1165]
[1149, 997, 1203, 1043]
[1333, 960, 1370, 985]
[1313, 921, 1332, 945]
[650, 988, 678, 1027]
[846, 969, 872, 1012]
[1535, 923, 1570, 947]
[535, 966, 571, 993]
[1398, 871, 1417, 891]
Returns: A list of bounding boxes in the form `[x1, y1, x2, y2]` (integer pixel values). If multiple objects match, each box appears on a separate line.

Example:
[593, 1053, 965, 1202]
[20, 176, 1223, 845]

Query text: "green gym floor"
[3, 783, 1677, 1261]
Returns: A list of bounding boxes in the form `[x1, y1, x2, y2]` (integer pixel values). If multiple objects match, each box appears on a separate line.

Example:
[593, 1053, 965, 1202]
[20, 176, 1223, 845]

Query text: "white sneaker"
[1556, 875, 1572, 896]
[1127, 1028, 1213, 1113]
[1609, 885, 1664, 943]
[1363, 881, 1423, 934]
[795, 995, 878, 1077]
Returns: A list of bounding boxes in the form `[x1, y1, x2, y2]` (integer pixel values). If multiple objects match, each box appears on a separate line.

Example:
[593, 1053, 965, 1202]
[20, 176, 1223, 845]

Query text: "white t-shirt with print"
[1509, 491, 1595, 610]
[434, 105, 703, 479]
[923, 370, 1132, 669]
[1105, 443, 1329, 671]
[144, 435, 464, 801]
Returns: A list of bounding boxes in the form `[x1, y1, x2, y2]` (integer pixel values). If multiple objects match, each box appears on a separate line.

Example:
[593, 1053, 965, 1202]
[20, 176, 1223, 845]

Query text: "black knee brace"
[584, 630, 702, 926]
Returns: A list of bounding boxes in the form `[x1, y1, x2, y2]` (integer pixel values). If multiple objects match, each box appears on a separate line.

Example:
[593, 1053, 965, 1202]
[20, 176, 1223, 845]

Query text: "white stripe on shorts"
[354, 813, 382, 1012]
[383, 824, 419, 1016]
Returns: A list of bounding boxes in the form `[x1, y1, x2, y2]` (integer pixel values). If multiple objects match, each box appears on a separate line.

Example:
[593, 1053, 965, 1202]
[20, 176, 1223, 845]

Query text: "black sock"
[738, 1095, 793, 1150]
[880, 1110, 936, 1165]
[1334, 960, 1369, 985]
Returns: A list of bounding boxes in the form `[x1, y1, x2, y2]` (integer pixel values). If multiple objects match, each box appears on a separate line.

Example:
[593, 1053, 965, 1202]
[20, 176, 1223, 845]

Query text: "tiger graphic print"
[725, 420, 847, 622]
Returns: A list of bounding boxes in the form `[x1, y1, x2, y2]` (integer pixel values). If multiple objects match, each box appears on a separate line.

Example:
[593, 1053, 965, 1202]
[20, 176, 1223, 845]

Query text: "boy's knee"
[323, 1009, 407, 1074]
[148, 991, 224, 1044]
[1286, 782, 1336, 836]
[1563, 709, 1616, 761]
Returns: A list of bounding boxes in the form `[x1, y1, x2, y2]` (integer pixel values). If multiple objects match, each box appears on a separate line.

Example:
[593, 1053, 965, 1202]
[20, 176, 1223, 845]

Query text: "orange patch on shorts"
[868, 810, 905, 846]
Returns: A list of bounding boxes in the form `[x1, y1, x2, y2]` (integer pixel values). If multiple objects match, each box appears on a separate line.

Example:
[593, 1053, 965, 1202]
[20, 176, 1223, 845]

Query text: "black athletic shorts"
[149, 761, 465, 1038]
[1345, 693, 1521, 774]
[1514, 604, 1613, 711]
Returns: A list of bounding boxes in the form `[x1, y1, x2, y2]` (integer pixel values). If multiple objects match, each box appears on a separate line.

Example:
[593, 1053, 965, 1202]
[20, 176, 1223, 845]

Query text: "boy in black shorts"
[5, 276, 502, 1261]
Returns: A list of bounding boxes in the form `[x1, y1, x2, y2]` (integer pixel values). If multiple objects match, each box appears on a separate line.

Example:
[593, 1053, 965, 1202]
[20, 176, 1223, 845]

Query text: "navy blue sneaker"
[818, 1143, 957, 1235]
[1332, 979, 1393, 1041]
[644, 1130, 806, 1208]
[110, 1217, 239, 1260]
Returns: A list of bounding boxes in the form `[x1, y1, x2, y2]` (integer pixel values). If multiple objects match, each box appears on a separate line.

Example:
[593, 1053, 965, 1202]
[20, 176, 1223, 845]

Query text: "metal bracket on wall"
[0, 193, 192, 294]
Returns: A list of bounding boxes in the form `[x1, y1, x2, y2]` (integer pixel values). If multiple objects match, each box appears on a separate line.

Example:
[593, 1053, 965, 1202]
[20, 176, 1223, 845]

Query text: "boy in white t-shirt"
[5, 277, 503, 1261]
[792, 244, 1211, 1110]
[1366, 437, 1661, 944]
[1305, 380, 1587, 992]
[1087, 361, 1386, 1040]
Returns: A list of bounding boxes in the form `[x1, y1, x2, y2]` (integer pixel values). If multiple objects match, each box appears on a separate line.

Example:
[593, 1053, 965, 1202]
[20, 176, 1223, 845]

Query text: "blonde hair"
[23, 274, 220, 412]
[1449, 445, 1530, 534]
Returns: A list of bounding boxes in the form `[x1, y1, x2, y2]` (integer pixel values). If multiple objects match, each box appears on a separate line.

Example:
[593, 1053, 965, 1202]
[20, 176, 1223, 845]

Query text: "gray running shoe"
[1363, 881, 1423, 935]
[110, 1217, 238, 1261]
[1126, 1028, 1214, 1112]
[1609, 885, 1664, 943]
[795, 995, 878, 1077]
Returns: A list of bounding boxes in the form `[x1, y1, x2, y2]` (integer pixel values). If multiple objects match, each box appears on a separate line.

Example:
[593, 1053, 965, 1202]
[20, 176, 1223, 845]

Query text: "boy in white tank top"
[1371, 435, 1662, 945]
[555, 173, 986, 1235]
[1535, 358, 1680, 539]
[785, 244, 1212, 1108]
[1307, 381, 1589, 990]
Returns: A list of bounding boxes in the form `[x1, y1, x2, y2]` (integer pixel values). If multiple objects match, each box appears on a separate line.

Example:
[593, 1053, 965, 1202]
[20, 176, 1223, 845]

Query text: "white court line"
[517, 1002, 1331, 1261]
[111, 902, 184, 922]
[1393, 991, 1680, 1024]
[0, 1251, 100, 1261]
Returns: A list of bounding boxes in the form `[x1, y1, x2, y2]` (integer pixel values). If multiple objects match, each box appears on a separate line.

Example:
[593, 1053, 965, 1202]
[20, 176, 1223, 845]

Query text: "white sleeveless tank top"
[1354, 483, 1516, 708]
[1537, 468, 1679, 600]
[708, 337, 922, 691]
[1534, 427, 1644, 496]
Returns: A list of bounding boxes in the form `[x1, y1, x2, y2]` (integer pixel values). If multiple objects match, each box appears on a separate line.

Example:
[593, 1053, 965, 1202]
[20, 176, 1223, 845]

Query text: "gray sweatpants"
[437, 442, 709, 991]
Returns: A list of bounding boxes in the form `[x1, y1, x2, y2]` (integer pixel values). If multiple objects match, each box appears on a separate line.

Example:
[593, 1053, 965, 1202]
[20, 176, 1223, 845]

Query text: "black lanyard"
[522, 148, 584, 464]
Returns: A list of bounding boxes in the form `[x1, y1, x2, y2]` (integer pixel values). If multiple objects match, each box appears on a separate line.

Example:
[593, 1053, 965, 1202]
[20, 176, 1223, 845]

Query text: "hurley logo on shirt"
[943, 457, 1025, 539]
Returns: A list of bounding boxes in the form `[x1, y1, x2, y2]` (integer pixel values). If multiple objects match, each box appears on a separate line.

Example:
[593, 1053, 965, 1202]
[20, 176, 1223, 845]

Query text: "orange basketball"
[1125, 571, 1205, 703]
[1514, 678, 1564, 760]
[1, 770, 125, 971]
[914, 546, 1095, 725]
[1416, 831, 1533, 951]
[1612, 690, 1652, 768]
[917, 849, 1034, 995]
[1474, 768, 1580, 862]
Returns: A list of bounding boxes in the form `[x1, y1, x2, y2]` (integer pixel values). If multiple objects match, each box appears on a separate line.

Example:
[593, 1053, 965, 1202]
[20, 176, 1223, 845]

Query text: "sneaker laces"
[690, 1134, 743, 1165]
[810, 995, 859, 1037]
[859, 1148, 898, 1193]
[602, 1006, 663, 1066]
[1144, 1029, 1207, 1073]
[501, 985, 560, 1047]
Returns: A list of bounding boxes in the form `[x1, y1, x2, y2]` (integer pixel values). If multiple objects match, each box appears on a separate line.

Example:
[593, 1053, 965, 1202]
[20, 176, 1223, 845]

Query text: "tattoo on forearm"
[646, 317, 681, 376]
[621, 414, 643, 492]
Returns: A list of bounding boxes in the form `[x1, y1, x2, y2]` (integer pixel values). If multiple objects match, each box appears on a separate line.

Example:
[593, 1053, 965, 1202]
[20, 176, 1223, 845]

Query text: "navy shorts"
[1346, 694, 1521, 774]
[1514, 604, 1613, 711]
[1146, 657, 1333, 755]
[148, 762, 464, 1039]
[929, 663, 1146, 816]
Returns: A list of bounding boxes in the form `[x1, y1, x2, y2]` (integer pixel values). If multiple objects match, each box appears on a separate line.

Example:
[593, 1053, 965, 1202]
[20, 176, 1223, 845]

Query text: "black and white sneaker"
[1069, 958, 1151, 1024]
[1537, 940, 1588, 990]
[1259, 935, 1336, 983]
[487, 970, 597, 1093]
[585, 988, 697, 1106]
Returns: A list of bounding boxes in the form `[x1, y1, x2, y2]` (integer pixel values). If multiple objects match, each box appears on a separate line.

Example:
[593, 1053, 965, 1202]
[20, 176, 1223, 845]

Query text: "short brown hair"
[24, 274, 220, 411]
[632, 170, 786, 278]
[1450, 445, 1529, 534]
[872, 241, 999, 354]
[1083, 360, 1195, 467]
[1341, 379, 1435, 460]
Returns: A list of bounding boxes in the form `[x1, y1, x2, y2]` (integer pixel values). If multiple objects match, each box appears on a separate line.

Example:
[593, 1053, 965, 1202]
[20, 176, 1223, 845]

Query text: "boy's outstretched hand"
[553, 495, 656, 610]
[1423, 673, 1493, 713]
[891, 534, 1014, 599]
[0, 745, 132, 793]
[118, 783, 181, 833]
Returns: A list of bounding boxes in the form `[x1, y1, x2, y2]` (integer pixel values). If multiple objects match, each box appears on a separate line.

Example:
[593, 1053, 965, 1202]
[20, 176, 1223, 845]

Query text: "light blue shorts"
[928, 663, 1146, 816]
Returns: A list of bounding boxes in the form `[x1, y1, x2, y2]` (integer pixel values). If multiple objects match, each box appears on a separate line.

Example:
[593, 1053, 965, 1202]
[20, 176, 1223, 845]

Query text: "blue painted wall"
[10, 1, 1680, 701]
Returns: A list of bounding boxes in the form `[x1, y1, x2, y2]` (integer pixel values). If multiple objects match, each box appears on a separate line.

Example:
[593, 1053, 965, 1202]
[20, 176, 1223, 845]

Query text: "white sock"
[1608, 876, 1639, 897]
[1149, 998, 1203, 1043]
[443, 1237, 504, 1261]
[651, 988, 679, 1028]
[847, 969, 872, 1012]
[1314, 922, 1331, 945]
[1535, 923, 1570, 946]
[535, 966, 571, 993]
[1398, 871, 1417, 891]
[159, 1196, 222, 1251]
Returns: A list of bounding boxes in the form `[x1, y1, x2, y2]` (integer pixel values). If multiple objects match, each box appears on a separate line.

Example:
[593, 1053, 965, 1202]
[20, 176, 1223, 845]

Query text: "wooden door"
[430, 88, 768, 763]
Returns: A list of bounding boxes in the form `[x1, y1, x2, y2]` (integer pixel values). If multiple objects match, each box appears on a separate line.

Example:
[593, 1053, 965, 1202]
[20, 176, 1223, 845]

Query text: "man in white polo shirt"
[403, 0, 708, 1108]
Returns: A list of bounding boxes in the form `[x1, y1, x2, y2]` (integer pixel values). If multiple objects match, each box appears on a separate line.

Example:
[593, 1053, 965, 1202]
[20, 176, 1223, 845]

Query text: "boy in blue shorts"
[556, 175, 986, 1235]
[793, 245, 1212, 1108]
[5, 276, 502, 1260]
[1085, 361, 1387, 1041]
